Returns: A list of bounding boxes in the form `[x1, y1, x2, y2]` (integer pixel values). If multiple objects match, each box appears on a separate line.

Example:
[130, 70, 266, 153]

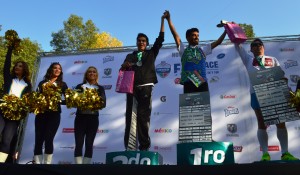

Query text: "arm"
[211, 30, 226, 49]
[165, 10, 180, 48]
[151, 13, 166, 56]
[99, 86, 106, 108]
[297, 80, 300, 91]
[3, 46, 13, 86]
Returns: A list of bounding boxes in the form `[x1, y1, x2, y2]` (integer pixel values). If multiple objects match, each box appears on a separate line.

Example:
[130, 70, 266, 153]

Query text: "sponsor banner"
[19, 41, 300, 165]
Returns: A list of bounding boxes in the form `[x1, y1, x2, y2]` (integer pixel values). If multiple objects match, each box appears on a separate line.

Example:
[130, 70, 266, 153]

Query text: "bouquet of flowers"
[0, 94, 29, 120]
[65, 88, 105, 111]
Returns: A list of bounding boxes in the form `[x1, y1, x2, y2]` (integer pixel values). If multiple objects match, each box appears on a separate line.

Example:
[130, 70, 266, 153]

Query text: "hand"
[121, 61, 131, 70]
[163, 10, 170, 20]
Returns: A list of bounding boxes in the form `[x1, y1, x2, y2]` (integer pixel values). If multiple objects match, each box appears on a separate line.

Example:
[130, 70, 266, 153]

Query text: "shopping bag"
[115, 70, 135, 94]
[224, 22, 247, 44]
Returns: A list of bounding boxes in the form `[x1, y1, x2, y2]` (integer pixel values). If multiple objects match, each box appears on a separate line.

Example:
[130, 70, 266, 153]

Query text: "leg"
[276, 123, 298, 160]
[44, 112, 61, 164]
[74, 115, 86, 158]
[251, 93, 270, 161]
[84, 116, 98, 159]
[0, 119, 18, 163]
[136, 86, 152, 151]
[124, 93, 134, 150]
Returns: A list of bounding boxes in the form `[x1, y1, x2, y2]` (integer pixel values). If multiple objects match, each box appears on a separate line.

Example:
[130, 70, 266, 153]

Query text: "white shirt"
[9, 78, 28, 98]
[236, 44, 280, 93]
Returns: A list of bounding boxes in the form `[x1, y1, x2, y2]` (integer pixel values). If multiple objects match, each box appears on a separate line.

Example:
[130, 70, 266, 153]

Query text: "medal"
[136, 61, 142, 66]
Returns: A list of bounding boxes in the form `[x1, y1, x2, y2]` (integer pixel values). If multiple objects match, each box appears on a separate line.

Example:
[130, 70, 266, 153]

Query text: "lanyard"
[256, 56, 265, 68]
[137, 52, 142, 62]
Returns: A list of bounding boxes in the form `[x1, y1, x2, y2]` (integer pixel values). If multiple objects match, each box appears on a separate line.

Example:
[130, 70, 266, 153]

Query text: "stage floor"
[1, 161, 300, 175]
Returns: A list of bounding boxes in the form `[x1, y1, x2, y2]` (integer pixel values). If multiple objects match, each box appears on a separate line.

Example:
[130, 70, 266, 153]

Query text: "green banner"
[106, 151, 163, 165]
[177, 142, 235, 165]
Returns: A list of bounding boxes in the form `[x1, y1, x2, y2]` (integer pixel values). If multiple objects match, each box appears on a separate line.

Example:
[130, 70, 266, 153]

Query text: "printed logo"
[290, 75, 299, 83]
[260, 146, 280, 152]
[103, 55, 114, 64]
[72, 72, 84, 76]
[102, 85, 112, 90]
[206, 61, 219, 75]
[209, 76, 219, 83]
[174, 78, 181, 84]
[280, 48, 294, 52]
[97, 129, 109, 133]
[172, 52, 180, 58]
[160, 96, 166, 102]
[59, 146, 74, 149]
[227, 124, 237, 133]
[233, 146, 243, 152]
[224, 106, 239, 117]
[226, 123, 239, 137]
[217, 53, 225, 59]
[74, 60, 87, 64]
[174, 63, 181, 74]
[220, 95, 236, 99]
[154, 128, 172, 133]
[153, 145, 172, 151]
[62, 128, 74, 133]
[284, 60, 298, 69]
[103, 68, 112, 78]
[264, 58, 274, 67]
[156, 61, 171, 78]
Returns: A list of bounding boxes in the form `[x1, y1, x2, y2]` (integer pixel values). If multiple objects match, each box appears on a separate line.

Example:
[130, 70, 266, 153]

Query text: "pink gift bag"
[224, 22, 247, 44]
[115, 70, 135, 94]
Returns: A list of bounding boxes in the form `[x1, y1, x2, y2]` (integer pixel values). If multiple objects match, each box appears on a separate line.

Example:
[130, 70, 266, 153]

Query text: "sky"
[1, 0, 300, 52]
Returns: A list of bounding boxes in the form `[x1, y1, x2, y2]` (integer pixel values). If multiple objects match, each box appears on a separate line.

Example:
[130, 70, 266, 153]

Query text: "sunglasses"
[251, 43, 263, 47]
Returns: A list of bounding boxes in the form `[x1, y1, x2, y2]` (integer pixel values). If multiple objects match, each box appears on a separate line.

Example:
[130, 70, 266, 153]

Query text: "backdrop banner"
[18, 40, 300, 165]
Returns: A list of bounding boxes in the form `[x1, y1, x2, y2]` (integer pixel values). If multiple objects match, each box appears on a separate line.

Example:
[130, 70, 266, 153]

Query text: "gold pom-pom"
[5, 30, 22, 53]
[0, 94, 29, 120]
[28, 82, 62, 115]
[65, 88, 105, 111]
[290, 90, 300, 112]
[23, 92, 48, 115]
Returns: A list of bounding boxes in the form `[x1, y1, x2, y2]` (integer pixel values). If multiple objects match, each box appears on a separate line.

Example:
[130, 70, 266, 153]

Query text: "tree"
[92, 32, 123, 48]
[239, 23, 255, 38]
[50, 14, 122, 52]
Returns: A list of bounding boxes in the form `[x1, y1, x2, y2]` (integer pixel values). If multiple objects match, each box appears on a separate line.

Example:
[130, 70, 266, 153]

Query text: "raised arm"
[164, 10, 181, 48]
[211, 30, 226, 49]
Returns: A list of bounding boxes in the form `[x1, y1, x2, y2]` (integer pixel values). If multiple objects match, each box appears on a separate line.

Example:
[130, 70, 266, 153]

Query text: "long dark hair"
[44, 62, 64, 87]
[11, 61, 31, 83]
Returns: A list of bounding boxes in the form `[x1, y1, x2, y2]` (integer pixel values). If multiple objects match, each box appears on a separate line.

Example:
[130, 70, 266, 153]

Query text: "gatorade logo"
[112, 153, 151, 165]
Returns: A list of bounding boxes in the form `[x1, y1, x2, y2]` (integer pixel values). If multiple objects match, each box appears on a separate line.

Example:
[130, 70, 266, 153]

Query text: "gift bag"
[115, 70, 135, 94]
[224, 22, 247, 44]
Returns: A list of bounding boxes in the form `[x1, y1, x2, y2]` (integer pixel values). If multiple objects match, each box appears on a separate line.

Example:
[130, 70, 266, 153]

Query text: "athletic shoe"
[281, 152, 299, 161]
[261, 152, 271, 161]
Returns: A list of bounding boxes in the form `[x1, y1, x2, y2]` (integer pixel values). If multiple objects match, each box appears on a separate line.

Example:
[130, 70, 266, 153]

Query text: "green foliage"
[51, 14, 99, 51]
[50, 14, 122, 52]
[239, 23, 255, 38]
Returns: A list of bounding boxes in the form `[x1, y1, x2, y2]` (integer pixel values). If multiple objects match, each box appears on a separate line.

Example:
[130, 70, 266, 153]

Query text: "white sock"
[257, 129, 268, 153]
[277, 128, 288, 154]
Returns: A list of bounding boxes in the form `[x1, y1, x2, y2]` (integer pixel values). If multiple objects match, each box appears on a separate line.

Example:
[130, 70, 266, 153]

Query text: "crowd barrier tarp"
[18, 39, 300, 165]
